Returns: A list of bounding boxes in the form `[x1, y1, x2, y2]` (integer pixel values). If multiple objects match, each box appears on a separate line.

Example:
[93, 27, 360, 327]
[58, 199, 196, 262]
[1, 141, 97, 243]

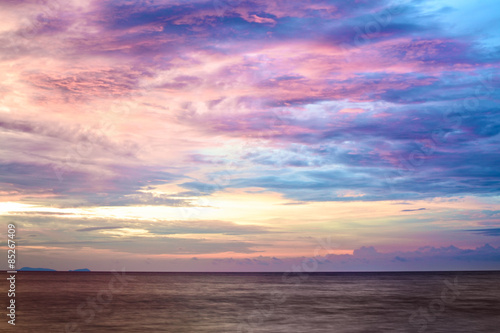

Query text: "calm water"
[2, 271, 499, 332]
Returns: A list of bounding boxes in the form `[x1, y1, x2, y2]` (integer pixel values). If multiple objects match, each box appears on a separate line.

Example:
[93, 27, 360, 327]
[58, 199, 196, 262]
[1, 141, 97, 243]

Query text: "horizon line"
[3, 270, 500, 273]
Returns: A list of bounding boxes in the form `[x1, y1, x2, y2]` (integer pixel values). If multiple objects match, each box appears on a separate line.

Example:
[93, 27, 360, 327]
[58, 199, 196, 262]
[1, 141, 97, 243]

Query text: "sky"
[0, 0, 499, 272]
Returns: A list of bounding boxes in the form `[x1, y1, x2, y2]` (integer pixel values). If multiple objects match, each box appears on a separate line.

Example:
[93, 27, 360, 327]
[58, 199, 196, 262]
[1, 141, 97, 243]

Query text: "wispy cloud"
[468, 228, 500, 236]
[402, 208, 427, 212]
[76, 226, 123, 232]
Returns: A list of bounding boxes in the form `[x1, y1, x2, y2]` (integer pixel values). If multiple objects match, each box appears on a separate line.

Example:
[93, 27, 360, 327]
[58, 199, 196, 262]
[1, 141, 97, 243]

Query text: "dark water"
[2, 271, 500, 332]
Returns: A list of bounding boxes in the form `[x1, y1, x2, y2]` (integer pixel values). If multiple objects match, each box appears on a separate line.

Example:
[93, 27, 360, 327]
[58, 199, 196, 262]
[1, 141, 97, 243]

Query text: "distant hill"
[19, 267, 56, 271]
[16, 267, 91, 272]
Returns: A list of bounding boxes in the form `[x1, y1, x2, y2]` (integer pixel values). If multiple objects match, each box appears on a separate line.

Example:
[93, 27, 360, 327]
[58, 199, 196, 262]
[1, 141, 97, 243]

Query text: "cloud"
[1, 213, 270, 236]
[8, 242, 500, 271]
[148, 220, 270, 235]
[204, 244, 500, 271]
[24, 68, 146, 101]
[1, 0, 498, 208]
[77, 226, 123, 232]
[9, 211, 74, 216]
[0, 161, 186, 207]
[21, 237, 263, 255]
[401, 208, 427, 212]
[0, 214, 269, 255]
[468, 228, 500, 236]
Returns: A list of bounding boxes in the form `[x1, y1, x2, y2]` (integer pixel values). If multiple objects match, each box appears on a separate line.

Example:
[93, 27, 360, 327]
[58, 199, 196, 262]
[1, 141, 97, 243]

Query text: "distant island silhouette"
[19, 267, 91, 272]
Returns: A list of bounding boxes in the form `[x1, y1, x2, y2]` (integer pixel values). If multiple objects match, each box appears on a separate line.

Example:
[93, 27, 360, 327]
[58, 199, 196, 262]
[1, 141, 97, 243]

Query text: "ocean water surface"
[2, 271, 500, 332]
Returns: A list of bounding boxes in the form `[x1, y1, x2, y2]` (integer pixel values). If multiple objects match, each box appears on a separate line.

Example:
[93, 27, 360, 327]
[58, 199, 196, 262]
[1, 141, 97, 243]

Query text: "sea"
[2, 271, 499, 332]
